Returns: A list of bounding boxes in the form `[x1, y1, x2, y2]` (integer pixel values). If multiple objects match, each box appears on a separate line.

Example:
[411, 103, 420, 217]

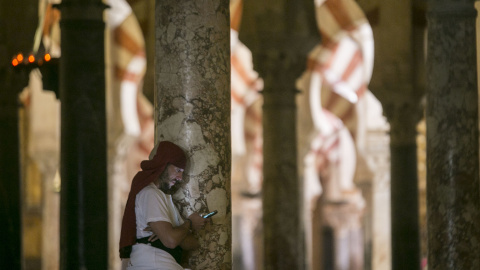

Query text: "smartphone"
[203, 210, 218, 218]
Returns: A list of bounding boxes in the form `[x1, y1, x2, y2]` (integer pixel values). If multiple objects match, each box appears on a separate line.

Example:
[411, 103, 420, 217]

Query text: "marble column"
[155, 1, 231, 269]
[384, 101, 423, 270]
[0, 50, 23, 270]
[55, 1, 108, 269]
[0, 0, 37, 268]
[0, 63, 23, 270]
[240, 1, 318, 269]
[369, 0, 425, 268]
[426, 1, 480, 269]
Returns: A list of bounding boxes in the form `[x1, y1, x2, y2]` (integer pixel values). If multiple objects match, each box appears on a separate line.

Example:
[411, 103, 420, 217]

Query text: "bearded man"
[119, 141, 209, 269]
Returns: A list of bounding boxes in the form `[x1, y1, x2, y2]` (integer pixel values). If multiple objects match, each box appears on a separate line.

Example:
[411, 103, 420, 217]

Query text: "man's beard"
[159, 180, 171, 194]
[158, 170, 181, 194]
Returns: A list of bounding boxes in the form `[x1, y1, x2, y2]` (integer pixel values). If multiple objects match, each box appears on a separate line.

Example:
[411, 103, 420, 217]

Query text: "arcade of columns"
[1, 0, 480, 270]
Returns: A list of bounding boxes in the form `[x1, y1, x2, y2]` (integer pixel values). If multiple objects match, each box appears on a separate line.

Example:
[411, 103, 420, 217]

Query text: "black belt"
[136, 237, 183, 264]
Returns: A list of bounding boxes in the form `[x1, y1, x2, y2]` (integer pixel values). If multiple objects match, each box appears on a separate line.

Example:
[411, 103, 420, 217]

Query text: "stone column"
[240, 1, 318, 269]
[384, 101, 423, 270]
[0, 64, 23, 270]
[0, 0, 38, 268]
[0, 52, 23, 270]
[426, 1, 480, 269]
[155, 1, 231, 269]
[369, 0, 424, 268]
[55, 1, 108, 269]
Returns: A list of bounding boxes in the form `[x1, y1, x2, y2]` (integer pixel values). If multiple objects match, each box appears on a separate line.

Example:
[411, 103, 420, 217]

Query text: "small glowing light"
[12, 59, 19, 66]
[16, 53, 24, 62]
[28, 55, 35, 63]
[44, 53, 51, 61]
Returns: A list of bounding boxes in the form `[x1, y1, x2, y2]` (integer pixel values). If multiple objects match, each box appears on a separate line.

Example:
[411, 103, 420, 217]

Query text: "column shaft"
[57, 1, 108, 269]
[240, 0, 318, 268]
[155, 1, 231, 269]
[262, 82, 301, 270]
[426, 1, 480, 269]
[372, 0, 423, 267]
[0, 0, 38, 268]
[0, 65, 22, 270]
[386, 101, 423, 270]
[390, 140, 420, 270]
[380, 106, 423, 270]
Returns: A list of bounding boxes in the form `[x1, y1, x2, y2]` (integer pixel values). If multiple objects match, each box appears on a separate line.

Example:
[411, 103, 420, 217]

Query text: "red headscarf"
[119, 141, 186, 258]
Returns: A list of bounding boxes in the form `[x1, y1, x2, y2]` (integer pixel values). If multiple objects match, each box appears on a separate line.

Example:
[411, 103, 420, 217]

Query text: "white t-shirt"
[127, 183, 185, 270]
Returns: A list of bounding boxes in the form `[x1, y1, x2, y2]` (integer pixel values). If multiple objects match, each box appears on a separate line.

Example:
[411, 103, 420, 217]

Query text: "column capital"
[382, 96, 423, 146]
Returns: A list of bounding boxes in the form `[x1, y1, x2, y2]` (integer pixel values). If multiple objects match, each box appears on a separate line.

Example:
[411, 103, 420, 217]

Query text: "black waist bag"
[136, 237, 183, 264]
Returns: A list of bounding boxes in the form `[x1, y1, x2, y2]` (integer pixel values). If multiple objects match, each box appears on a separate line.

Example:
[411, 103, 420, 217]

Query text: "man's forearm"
[150, 220, 190, 249]
[180, 233, 199, 251]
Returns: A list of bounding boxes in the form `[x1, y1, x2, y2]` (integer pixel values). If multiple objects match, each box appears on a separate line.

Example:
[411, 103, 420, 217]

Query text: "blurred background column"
[386, 100, 423, 270]
[240, 1, 318, 269]
[56, 0, 108, 269]
[0, 0, 38, 269]
[369, 0, 424, 268]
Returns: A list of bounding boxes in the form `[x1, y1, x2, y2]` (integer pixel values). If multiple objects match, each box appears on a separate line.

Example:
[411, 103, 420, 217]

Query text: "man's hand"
[188, 213, 210, 231]
[143, 226, 159, 242]
[146, 213, 209, 250]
